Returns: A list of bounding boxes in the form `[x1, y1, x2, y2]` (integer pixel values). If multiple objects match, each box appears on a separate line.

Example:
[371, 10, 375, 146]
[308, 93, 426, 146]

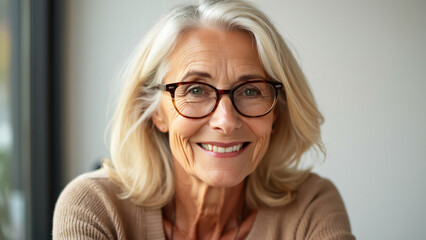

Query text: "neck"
[166, 158, 246, 240]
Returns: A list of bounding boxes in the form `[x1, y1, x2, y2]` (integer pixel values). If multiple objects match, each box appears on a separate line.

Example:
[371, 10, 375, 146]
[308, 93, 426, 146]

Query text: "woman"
[53, 0, 355, 239]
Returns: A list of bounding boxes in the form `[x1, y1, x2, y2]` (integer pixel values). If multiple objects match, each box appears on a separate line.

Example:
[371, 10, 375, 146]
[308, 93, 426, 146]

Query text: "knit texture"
[53, 169, 355, 239]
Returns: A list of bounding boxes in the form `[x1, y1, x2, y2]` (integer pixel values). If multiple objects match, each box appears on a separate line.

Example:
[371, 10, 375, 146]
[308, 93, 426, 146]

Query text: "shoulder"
[291, 173, 355, 239]
[53, 169, 126, 219]
[254, 173, 355, 240]
[56, 169, 115, 197]
[55, 169, 121, 203]
[53, 169, 160, 239]
[296, 173, 343, 204]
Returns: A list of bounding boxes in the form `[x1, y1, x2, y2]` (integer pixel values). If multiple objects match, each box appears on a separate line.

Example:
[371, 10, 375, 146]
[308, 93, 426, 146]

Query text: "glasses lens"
[233, 82, 276, 117]
[174, 83, 217, 118]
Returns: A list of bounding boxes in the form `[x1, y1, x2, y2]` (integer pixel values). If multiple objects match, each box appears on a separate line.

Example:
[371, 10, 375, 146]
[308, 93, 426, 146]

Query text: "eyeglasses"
[157, 80, 283, 119]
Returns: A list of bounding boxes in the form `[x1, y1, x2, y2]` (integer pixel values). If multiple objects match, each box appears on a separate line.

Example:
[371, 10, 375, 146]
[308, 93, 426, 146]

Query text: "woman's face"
[153, 28, 275, 187]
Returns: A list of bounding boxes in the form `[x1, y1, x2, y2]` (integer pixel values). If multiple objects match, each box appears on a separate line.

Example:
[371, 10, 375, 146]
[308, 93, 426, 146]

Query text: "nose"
[208, 95, 242, 134]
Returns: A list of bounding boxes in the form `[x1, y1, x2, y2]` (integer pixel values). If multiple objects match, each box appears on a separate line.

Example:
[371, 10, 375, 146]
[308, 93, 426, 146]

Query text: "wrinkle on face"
[158, 93, 196, 171]
[167, 32, 265, 89]
[156, 28, 274, 187]
[171, 133, 193, 169]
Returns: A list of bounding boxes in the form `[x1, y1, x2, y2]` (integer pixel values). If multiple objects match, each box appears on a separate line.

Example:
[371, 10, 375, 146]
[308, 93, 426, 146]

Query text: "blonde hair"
[103, 0, 325, 209]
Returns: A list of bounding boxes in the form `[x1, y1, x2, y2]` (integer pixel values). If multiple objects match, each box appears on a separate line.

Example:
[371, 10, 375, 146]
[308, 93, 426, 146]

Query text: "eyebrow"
[238, 74, 267, 82]
[180, 71, 267, 83]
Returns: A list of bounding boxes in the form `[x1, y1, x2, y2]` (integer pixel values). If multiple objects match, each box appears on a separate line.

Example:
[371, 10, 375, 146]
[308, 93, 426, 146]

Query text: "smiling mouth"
[198, 142, 250, 153]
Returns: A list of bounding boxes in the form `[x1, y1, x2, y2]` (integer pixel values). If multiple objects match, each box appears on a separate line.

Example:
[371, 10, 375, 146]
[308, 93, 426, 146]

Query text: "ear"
[273, 110, 279, 122]
[152, 110, 169, 133]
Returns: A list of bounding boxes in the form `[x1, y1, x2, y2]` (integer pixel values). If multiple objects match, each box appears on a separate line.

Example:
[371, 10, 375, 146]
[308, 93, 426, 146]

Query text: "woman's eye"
[184, 85, 209, 96]
[189, 87, 204, 95]
[244, 88, 259, 96]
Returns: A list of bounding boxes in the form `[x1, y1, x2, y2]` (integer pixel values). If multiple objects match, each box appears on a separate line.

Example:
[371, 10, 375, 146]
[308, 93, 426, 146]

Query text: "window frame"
[28, 0, 63, 239]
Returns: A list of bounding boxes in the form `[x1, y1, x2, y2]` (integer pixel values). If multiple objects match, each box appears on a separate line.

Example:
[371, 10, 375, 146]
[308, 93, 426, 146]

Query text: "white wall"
[63, 1, 426, 239]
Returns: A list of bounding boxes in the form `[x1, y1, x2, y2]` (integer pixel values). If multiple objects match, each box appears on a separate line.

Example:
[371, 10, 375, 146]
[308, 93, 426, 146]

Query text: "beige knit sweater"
[53, 169, 355, 239]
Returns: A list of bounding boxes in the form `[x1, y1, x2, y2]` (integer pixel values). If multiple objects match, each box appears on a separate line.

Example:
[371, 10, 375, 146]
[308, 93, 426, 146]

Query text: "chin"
[200, 171, 246, 188]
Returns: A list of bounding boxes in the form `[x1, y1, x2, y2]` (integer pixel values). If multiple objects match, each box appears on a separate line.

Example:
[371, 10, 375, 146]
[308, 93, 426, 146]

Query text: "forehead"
[173, 28, 257, 54]
[166, 28, 265, 82]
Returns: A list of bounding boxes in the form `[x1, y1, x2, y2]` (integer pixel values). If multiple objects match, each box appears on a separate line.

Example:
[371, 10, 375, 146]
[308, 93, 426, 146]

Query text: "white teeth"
[200, 143, 244, 153]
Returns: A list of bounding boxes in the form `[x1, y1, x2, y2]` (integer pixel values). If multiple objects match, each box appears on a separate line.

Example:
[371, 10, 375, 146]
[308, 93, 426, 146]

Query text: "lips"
[197, 142, 249, 153]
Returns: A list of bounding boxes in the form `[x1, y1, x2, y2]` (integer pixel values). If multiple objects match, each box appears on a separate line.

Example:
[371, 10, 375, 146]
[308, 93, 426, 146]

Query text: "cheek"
[248, 118, 274, 167]
[169, 130, 193, 170]
[166, 109, 205, 171]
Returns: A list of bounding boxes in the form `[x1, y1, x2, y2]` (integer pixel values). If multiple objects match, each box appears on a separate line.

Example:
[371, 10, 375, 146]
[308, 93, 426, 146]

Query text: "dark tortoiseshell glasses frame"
[157, 80, 283, 119]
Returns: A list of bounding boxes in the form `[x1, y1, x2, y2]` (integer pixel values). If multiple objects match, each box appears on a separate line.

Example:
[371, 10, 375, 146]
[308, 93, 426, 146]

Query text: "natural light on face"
[154, 28, 275, 187]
